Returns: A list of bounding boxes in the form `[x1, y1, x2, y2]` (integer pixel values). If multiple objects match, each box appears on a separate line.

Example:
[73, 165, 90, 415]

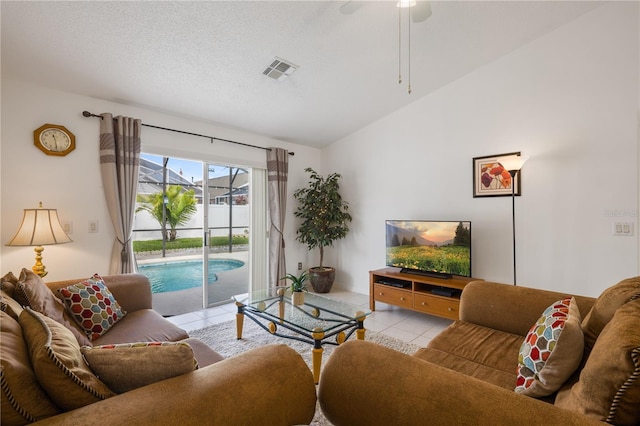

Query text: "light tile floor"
[166, 288, 452, 347]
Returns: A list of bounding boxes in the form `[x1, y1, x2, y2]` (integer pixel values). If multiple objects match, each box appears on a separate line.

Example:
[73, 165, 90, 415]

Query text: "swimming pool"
[138, 259, 244, 294]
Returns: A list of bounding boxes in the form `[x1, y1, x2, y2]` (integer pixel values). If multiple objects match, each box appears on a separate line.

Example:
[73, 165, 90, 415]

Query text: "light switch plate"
[613, 222, 634, 236]
[62, 221, 73, 234]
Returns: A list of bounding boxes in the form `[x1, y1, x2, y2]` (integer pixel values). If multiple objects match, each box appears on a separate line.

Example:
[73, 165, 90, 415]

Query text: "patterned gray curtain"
[267, 148, 288, 288]
[99, 113, 141, 274]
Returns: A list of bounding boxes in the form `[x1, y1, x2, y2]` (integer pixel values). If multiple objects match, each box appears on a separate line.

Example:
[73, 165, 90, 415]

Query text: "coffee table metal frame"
[234, 287, 368, 383]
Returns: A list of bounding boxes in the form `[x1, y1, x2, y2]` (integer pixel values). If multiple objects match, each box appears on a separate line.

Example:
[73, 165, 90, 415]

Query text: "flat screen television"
[385, 220, 472, 278]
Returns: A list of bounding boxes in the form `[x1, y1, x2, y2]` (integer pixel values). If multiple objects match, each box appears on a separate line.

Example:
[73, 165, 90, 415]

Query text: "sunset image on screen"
[386, 221, 471, 277]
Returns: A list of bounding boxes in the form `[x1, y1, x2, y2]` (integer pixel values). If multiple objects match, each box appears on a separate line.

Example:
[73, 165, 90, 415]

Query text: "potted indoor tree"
[293, 168, 352, 293]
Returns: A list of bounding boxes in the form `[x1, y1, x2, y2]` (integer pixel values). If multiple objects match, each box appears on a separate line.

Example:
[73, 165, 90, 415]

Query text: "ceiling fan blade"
[411, 1, 432, 23]
[340, 1, 363, 15]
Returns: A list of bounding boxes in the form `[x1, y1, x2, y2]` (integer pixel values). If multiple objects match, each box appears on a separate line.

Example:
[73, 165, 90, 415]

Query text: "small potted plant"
[293, 168, 352, 293]
[282, 270, 308, 306]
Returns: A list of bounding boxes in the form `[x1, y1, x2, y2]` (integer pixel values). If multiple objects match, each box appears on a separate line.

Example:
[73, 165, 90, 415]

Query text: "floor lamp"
[500, 155, 528, 286]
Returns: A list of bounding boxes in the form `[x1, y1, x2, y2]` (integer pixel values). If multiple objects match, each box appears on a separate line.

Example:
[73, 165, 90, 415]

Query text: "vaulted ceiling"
[1, 1, 603, 147]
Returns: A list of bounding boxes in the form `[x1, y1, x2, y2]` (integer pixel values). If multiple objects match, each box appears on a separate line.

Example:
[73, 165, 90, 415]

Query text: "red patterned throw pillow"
[515, 297, 584, 397]
[58, 274, 126, 341]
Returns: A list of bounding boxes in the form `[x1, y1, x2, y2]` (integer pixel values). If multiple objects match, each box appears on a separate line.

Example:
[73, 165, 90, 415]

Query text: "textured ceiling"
[1, 1, 603, 147]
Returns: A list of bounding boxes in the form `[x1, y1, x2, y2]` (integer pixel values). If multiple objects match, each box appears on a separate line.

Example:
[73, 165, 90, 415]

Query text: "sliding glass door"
[204, 164, 250, 306]
[134, 154, 250, 315]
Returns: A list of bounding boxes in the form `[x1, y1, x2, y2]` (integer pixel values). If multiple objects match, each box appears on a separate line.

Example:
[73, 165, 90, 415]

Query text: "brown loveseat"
[318, 278, 640, 425]
[1, 270, 317, 425]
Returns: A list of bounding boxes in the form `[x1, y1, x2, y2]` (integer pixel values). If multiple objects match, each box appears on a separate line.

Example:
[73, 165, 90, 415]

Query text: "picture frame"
[473, 152, 522, 197]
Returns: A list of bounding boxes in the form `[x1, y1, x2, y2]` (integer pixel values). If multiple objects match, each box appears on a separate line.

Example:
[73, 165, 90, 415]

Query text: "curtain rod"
[81, 111, 294, 156]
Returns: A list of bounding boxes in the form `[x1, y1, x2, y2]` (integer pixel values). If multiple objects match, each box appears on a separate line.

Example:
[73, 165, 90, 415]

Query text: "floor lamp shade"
[6, 204, 72, 277]
[501, 154, 529, 173]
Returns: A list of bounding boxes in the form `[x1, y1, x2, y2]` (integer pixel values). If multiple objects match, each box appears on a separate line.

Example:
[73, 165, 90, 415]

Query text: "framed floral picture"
[473, 152, 522, 197]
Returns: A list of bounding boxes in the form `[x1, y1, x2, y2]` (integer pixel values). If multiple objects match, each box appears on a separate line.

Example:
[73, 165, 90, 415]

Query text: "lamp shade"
[500, 154, 529, 172]
[397, 0, 417, 7]
[6, 207, 72, 247]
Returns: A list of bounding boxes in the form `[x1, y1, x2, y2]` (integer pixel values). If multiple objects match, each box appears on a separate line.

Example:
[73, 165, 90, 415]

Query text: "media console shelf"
[369, 268, 483, 320]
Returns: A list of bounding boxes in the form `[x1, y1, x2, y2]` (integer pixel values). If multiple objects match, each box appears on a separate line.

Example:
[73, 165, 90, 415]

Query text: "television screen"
[385, 220, 472, 278]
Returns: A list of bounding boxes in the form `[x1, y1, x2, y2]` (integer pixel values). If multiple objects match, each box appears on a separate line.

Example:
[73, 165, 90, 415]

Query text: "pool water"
[138, 259, 244, 294]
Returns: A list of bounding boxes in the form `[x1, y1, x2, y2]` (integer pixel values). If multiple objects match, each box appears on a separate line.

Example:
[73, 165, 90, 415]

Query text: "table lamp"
[5, 202, 72, 277]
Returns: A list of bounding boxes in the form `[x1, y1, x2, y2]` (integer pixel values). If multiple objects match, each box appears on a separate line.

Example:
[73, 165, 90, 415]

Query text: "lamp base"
[32, 245, 48, 278]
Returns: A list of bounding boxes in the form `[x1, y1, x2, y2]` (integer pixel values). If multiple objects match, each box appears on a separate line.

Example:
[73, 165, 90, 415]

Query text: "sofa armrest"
[34, 344, 317, 426]
[459, 281, 595, 336]
[319, 341, 604, 426]
[47, 274, 153, 313]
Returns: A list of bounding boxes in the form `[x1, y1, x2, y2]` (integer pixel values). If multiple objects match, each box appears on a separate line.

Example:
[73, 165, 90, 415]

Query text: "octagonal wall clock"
[33, 123, 76, 156]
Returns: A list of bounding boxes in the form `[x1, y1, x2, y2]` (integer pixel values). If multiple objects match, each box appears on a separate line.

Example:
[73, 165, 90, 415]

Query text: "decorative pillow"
[58, 274, 126, 341]
[81, 341, 198, 393]
[1, 289, 24, 321]
[1, 311, 60, 425]
[14, 269, 91, 347]
[581, 276, 640, 352]
[555, 298, 640, 425]
[18, 308, 115, 411]
[515, 297, 584, 397]
[1, 271, 19, 297]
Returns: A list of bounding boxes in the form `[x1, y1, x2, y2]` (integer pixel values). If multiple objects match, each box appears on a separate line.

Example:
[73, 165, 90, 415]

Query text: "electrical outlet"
[298, 262, 302, 271]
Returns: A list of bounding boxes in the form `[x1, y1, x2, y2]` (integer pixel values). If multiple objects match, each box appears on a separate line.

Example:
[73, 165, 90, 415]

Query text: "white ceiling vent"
[263, 57, 298, 81]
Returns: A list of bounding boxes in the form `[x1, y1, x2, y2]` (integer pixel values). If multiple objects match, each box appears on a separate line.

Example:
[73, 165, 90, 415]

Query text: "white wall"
[1, 80, 321, 281]
[323, 2, 639, 297]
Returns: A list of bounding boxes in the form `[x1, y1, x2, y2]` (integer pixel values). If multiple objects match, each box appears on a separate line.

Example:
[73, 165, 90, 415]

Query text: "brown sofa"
[1, 270, 317, 425]
[319, 278, 640, 425]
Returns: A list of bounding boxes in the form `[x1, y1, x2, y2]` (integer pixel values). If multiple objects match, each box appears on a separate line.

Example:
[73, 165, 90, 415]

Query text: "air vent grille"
[263, 57, 298, 81]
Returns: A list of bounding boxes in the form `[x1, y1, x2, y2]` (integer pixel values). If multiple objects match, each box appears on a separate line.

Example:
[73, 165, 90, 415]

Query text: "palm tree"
[136, 185, 197, 241]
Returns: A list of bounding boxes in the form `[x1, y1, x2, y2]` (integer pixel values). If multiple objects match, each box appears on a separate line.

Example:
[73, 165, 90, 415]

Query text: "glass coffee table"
[233, 287, 371, 384]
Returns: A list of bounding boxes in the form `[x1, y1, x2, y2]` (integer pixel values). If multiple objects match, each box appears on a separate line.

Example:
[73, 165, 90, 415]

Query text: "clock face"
[34, 124, 75, 156]
[40, 128, 71, 151]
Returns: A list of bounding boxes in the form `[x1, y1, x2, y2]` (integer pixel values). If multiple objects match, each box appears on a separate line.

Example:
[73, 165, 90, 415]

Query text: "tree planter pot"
[309, 267, 335, 293]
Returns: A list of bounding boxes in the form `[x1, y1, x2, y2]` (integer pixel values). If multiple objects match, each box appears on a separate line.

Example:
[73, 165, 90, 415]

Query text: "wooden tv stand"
[369, 268, 482, 320]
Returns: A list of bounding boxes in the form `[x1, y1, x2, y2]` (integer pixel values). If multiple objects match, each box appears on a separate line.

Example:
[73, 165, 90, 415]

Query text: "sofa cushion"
[0, 311, 60, 426]
[581, 276, 640, 353]
[180, 337, 225, 367]
[58, 274, 126, 341]
[91, 309, 189, 345]
[516, 297, 583, 397]
[414, 321, 523, 390]
[19, 308, 115, 411]
[555, 297, 640, 425]
[14, 269, 91, 346]
[81, 341, 198, 393]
